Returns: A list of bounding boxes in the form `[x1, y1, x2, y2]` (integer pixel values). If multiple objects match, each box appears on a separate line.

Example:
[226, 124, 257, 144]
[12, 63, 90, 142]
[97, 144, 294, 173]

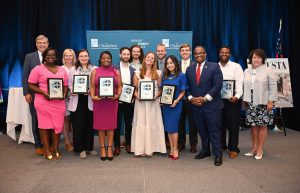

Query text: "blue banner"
[86, 30, 193, 65]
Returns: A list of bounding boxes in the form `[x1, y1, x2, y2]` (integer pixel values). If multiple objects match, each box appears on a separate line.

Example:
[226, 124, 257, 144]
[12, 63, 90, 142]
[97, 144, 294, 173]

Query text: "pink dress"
[28, 64, 68, 134]
[93, 66, 120, 130]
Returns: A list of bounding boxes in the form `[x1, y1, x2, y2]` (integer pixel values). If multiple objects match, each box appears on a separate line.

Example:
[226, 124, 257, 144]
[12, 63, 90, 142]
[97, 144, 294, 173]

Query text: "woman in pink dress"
[90, 51, 122, 161]
[28, 47, 68, 160]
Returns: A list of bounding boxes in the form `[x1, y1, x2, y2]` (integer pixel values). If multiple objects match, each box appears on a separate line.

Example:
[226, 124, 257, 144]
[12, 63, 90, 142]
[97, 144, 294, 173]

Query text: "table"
[6, 87, 34, 144]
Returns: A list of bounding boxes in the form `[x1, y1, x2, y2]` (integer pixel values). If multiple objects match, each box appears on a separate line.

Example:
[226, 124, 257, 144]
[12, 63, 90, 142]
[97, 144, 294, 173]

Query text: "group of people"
[22, 35, 277, 166]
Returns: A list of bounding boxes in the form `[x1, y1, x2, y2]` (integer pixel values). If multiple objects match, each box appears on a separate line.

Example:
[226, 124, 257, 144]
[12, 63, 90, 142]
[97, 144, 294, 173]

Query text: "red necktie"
[196, 64, 201, 84]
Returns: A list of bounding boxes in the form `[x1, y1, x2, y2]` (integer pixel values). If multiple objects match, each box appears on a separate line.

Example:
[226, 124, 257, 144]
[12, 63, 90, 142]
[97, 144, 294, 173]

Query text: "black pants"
[71, 95, 94, 153]
[221, 99, 241, 152]
[114, 102, 134, 147]
[29, 93, 42, 148]
[178, 101, 198, 147]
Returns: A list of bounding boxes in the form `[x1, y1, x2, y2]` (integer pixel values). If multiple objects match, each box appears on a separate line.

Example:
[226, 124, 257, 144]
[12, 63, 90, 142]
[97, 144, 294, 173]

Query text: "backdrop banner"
[86, 30, 193, 65]
[266, 58, 293, 108]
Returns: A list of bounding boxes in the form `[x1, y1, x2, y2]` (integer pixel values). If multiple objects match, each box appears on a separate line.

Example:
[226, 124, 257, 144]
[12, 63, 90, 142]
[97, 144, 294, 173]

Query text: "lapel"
[34, 51, 41, 65]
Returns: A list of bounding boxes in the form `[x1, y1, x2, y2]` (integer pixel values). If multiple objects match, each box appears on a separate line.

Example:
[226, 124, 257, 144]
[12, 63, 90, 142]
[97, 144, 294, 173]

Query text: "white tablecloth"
[6, 87, 34, 144]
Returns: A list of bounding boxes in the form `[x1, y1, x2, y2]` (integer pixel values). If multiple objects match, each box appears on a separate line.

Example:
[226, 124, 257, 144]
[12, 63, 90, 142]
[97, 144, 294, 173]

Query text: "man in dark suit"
[185, 46, 224, 166]
[178, 43, 198, 153]
[113, 47, 136, 155]
[22, 35, 49, 155]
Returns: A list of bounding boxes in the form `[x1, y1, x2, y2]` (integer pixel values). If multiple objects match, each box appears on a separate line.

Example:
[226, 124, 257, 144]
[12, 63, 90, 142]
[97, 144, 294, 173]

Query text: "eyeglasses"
[219, 52, 230, 55]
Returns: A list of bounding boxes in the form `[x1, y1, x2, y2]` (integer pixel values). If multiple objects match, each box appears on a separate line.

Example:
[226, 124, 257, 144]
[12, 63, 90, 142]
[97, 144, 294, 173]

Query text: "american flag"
[276, 19, 284, 58]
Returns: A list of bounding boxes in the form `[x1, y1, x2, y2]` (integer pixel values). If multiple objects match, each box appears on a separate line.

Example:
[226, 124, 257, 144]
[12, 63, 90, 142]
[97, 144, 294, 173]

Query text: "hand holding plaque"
[98, 77, 114, 97]
[139, 81, 155, 101]
[160, 84, 176, 105]
[48, 78, 64, 99]
[221, 80, 235, 99]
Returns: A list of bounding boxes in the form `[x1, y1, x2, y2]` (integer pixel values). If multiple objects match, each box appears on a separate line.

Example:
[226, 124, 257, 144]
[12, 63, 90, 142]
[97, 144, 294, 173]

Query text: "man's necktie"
[196, 64, 201, 84]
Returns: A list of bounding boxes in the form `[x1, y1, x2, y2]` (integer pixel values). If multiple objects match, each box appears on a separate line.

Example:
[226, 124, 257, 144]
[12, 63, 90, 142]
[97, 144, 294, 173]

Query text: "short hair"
[36, 35, 48, 43]
[219, 45, 231, 54]
[119, 47, 130, 54]
[156, 43, 166, 50]
[42, 47, 58, 65]
[62, 48, 76, 66]
[179, 43, 191, 51]
[98, 51, 112, 66]
[248, 49, 267, 64]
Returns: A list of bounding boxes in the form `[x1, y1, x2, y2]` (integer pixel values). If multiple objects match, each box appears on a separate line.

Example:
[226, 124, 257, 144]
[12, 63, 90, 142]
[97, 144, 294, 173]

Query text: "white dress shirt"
[219, 61, 244, 99]
[120, 62, 131, 84]
[181, 58, 191, 74]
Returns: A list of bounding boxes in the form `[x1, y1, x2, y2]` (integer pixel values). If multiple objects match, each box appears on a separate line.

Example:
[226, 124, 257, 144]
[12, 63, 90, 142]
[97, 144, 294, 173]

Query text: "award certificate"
[119, 84, 135, 103]
[139, 81, 155, 101]
[160, 84, 176, 105]
[99, 77, 114, 97]
[221, 80, 235, 99]
[48, 78, 64, 99]
[72, 75, 89, 94]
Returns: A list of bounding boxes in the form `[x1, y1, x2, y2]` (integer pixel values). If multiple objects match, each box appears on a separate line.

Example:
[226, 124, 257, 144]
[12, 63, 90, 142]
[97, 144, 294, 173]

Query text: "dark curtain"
[0, 0, 299, 129]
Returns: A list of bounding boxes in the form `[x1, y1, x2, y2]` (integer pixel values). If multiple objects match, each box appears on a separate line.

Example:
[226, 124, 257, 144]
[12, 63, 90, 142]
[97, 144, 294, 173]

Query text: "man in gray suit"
[22, 35, 49, 155]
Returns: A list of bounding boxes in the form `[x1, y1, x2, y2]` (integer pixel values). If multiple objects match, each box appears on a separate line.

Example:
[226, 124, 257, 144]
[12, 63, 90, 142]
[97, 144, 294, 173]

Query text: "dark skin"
[28, 49, 68, 160]
[190, 46, 207, 106]
[219, 47, 238, 103]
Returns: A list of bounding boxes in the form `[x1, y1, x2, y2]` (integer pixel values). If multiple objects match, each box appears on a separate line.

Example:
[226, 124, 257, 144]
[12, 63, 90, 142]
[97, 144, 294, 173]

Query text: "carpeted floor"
[0, 128, 299, 193]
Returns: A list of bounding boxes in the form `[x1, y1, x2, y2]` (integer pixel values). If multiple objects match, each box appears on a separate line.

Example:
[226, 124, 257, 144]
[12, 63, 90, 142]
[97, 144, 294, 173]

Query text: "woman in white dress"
[131, 51, 166, 157]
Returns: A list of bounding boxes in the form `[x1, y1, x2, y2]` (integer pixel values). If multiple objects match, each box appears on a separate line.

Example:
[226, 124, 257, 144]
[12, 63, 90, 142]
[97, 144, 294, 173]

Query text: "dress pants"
[178, 100, 198, 147]
[192, 109, 222, 157]
[114, 102, 134, 147]
[71, 95, 94, 153]
[221, 99, 241, 152]
[29, 93, 42, 148]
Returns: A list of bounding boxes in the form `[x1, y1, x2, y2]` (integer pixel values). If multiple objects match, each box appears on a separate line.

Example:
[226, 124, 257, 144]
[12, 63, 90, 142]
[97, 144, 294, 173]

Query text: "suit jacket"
[22, 51, 40, 95]
[185, 61, 223, 112]
[114, 63, 135, 85]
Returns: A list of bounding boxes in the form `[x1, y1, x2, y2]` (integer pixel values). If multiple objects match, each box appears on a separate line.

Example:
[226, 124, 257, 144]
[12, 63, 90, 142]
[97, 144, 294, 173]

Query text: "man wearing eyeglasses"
[185, 46, 223, 166]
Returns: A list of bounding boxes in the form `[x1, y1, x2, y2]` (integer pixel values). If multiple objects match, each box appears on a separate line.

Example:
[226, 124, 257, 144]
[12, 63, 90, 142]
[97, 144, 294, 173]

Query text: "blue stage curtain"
[0, 0, 298, 128]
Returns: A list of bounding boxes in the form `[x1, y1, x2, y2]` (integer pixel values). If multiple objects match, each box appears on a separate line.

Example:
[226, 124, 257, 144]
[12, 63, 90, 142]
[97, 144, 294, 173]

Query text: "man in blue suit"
[22, 35, 49, 155]
[185, 46, 224, 166]
[113, 47, 136, 155]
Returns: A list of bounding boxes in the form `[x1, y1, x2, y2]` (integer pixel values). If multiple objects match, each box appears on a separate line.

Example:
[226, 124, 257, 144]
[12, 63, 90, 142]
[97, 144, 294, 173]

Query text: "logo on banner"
[91, 39, 99, 48]
[162, 39, 181, 50]
[131, 39, 150, 48]
[162, 39, 169, 47]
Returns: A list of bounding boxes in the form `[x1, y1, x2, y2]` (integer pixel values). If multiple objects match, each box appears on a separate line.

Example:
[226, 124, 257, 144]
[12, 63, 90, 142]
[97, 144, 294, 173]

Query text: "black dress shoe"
[194, 151, 211, 159]
[214, 156, 223, 166]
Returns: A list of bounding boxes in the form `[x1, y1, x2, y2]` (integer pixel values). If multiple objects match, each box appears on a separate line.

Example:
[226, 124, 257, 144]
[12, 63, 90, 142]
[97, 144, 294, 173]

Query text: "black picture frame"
[221, 80, 235, 99]
[72, 75, 89, 94]
[47, 78, 64, 99]
[119, 83, 135, 103]
[139, 81, 155, 101]
[98, 76, 114, 97]
[160, 84, 176, 105]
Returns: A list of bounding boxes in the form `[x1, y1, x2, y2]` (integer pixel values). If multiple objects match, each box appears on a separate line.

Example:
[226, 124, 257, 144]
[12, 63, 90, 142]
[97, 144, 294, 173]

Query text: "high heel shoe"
[172, 148, 179, 160]
[255, 151, 263, 160]
[53, 152, 63, 159]
[44, 153, 56, 161]
[107, 146, 114, 161]
[100, 146, 106, 161]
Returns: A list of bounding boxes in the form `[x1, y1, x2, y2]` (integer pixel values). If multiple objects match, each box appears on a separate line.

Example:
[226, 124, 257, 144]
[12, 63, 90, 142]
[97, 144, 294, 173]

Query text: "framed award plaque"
[47, 78, 64, 99]
[221, 80, 235, 99]
[139, 81, 155, 101]
[119, 84, 135, 103]
[72, 75, 89, 94]
[160, 84, 176, 105]
[98, 77, 114, 97]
